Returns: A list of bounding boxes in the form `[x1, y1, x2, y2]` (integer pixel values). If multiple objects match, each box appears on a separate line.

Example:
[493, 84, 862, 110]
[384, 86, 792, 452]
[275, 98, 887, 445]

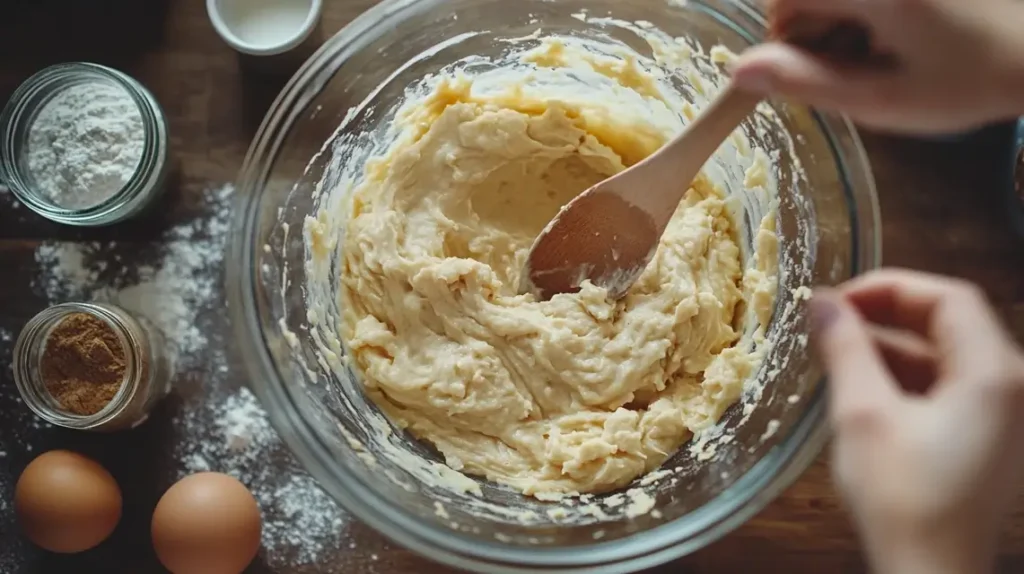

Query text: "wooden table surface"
[2, 0, 1024, 572]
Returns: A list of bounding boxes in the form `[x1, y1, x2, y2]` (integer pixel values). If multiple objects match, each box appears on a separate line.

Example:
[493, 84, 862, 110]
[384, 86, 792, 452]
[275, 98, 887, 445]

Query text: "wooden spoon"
[519, 85, 760, 301]
[520, 18, 878, 301]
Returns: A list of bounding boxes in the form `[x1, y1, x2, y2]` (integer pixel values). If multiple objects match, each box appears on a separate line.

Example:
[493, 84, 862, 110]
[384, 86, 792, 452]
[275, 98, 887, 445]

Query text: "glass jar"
[13, 302, 174, 431]
[0, 62, 170, 226]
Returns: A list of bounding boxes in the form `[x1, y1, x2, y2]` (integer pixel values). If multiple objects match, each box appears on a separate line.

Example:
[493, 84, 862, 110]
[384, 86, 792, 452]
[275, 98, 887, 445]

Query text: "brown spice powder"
[40, 312, 127, 416]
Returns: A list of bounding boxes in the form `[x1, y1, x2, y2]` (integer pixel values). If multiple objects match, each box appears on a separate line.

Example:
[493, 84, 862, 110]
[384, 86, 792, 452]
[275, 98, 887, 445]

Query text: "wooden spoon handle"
[631, 86, 760, 216]
[663, 86, 760, 177]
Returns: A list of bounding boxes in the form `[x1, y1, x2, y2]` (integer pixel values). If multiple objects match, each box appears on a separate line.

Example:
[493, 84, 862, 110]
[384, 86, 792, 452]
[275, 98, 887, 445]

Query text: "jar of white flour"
[0, 62, 170, 226]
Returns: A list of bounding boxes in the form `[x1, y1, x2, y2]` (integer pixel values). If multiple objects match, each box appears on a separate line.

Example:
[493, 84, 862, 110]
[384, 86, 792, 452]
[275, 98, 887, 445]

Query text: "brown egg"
[15, 450, 122, 553]
[152, 472, 262, 574]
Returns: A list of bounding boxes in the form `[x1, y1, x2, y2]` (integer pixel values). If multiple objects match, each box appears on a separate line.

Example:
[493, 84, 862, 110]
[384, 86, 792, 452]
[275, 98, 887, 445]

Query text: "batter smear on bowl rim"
[307, 31, 781, 498]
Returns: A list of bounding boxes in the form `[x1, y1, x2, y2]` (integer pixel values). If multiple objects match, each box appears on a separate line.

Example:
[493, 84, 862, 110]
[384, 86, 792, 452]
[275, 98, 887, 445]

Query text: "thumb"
[810, 290, 896, 424]
[731, 42, 884, 112]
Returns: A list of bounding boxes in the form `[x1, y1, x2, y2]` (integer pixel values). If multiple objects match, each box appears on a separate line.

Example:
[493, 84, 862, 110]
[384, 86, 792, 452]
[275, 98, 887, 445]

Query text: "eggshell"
[152, 472, 262, 574]
[15, 450, 122, 553]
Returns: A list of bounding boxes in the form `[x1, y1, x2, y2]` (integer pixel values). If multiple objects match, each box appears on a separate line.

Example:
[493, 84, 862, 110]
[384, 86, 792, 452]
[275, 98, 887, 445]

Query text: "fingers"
[766, 0, 896, 47]
[869, 325, 938, 395]
[732, 43, 893, 111]
[739, 0, 902, 108]
[840, 269, 1017, 382]
[810, 289, 896, 426]
[766, 0, 886, 22]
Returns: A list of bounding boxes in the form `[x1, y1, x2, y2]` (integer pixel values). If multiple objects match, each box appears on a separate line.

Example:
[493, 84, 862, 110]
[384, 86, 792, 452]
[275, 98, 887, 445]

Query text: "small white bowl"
[207, 0, 322, 56]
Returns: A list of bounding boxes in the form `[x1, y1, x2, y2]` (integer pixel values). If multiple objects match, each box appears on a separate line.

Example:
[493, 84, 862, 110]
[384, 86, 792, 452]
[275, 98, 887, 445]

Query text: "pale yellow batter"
[325, 38, 778, 497]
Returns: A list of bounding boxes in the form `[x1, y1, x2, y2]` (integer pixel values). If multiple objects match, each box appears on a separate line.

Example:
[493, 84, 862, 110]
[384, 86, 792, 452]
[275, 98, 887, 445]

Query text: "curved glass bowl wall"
[228, 0, 881, 572]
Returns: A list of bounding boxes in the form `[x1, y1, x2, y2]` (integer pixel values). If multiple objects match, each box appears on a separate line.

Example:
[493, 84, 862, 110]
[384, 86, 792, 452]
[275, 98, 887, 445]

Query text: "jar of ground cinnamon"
[13, 302, 173, 431]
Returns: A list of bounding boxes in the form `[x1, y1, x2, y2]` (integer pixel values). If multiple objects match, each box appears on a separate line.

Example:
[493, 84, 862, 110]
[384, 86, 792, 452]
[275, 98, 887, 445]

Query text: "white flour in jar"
[26, 81, 145, 210]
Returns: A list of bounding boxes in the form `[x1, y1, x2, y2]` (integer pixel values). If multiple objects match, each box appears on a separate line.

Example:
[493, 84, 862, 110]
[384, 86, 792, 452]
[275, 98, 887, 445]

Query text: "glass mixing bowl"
[228, 0, 881, 571]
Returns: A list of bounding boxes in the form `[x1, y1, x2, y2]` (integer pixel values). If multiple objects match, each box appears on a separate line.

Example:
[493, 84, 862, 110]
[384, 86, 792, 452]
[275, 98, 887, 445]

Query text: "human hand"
[733, 0, 1024, 135]
[811, 270, 1024, 574]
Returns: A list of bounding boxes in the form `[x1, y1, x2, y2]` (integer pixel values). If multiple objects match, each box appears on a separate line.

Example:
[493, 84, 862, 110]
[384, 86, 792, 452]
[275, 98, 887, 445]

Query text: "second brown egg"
[151, 472, 262, 574]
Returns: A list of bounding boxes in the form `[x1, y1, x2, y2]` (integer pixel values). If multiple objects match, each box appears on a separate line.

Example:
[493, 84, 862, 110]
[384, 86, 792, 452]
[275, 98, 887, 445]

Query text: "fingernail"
[809, 294, 840, 333]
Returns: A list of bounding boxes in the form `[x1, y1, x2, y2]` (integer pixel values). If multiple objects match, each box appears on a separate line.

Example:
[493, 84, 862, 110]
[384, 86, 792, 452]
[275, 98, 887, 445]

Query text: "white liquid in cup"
[218, 0, 314, 50]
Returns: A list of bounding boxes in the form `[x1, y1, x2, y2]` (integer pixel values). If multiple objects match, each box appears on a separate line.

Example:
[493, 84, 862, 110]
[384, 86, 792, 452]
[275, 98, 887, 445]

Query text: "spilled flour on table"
[174, 380, 351, 565]
[10, 183, 352, 569]
[0, 323, 54, 574]
[32, 184, 235, 367]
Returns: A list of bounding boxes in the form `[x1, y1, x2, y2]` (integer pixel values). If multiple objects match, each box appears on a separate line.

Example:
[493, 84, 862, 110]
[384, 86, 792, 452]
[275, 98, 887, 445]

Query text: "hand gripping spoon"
[520, 17, 877, 301]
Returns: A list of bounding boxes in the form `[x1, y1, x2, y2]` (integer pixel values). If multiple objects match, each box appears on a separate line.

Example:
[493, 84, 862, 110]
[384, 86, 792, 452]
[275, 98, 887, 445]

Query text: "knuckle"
[944, 282, 997, 321]
[860, 267, 913, 285]
[947, 280, 986, 303]
[822, 321, 858, 349]
[819, 327, 869, 364]
[831, 401, 889, 435]
[973, 352, 1024, 397]
[859, 268, 890, 281]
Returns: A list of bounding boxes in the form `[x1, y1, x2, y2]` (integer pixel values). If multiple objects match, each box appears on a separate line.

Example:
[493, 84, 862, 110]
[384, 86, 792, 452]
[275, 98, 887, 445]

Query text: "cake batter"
[321, 38, 779, 497]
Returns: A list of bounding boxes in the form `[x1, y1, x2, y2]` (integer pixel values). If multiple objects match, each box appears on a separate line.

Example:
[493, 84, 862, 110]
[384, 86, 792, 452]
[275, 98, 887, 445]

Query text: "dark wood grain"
[2, 1, 1024, 573]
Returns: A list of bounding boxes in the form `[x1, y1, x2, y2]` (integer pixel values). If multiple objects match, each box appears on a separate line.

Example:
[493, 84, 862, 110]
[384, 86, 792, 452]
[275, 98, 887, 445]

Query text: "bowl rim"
[227, 0, 882, 571]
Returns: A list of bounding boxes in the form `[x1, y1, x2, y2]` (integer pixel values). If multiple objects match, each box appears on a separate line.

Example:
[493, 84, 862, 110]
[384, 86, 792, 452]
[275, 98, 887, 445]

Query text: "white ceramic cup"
[207, 0, 323, 56]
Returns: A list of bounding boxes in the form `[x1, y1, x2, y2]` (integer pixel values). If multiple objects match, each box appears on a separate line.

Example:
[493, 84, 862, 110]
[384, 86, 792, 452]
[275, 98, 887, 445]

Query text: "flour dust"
[3, 183, 353, 569]
[26, 81, 145, 210]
